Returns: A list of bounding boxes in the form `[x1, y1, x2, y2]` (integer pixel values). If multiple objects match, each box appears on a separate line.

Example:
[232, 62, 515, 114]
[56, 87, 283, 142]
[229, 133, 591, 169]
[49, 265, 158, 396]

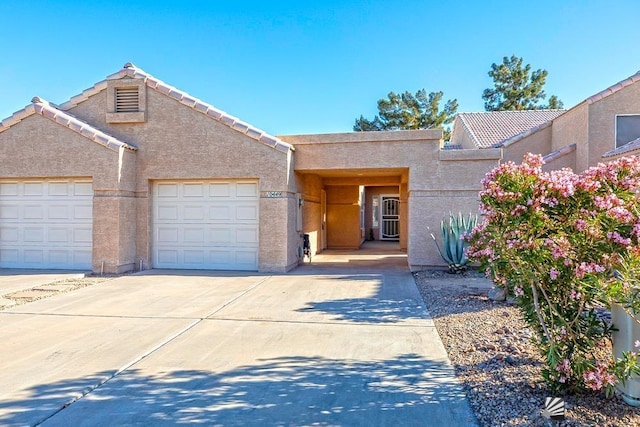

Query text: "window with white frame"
[616, 115, 640, 148]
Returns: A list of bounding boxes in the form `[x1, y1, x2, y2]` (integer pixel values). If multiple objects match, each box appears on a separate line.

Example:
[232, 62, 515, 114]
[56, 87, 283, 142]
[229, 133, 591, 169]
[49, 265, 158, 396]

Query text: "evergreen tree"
[354, 89, 458, 140]
[482, 55, 563, 111]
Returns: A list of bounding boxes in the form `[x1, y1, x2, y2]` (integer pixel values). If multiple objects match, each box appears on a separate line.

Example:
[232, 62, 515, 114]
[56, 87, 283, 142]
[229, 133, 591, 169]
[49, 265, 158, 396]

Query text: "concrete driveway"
[0, 270, 86, 295]
[0, 260, 477, 426]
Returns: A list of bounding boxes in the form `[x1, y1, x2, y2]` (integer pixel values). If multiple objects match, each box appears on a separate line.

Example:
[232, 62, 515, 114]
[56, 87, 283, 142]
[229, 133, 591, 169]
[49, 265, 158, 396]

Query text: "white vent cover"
[115, 87, 139, 113]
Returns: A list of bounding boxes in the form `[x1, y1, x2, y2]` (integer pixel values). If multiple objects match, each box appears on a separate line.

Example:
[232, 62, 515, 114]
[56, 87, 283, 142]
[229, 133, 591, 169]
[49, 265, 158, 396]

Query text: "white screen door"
[380, 195, 399, 240]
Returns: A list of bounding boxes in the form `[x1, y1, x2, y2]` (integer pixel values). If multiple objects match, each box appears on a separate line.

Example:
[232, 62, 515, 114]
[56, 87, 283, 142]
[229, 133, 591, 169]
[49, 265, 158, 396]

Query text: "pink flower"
[575, 262, 605, 279]
[583, 362, 617, 391]
[607, 231, 632, 247]
[549, 268, 560, 280]
[635, 340, 640, 348]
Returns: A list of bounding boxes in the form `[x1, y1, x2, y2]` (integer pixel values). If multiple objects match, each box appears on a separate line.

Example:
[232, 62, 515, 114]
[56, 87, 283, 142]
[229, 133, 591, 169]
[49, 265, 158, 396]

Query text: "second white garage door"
[153, 181, 259, 270]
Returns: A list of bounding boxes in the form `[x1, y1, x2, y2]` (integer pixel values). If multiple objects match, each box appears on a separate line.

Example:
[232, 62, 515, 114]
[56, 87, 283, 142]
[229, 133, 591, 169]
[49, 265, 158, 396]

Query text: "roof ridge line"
[59, 63, 293, 154]
[585, 70, 640, 104]
[497, 120, 553, 148]
[457, 114, 482, 148]
[30, 97, 136, 152]
[542, 143, 576, 163]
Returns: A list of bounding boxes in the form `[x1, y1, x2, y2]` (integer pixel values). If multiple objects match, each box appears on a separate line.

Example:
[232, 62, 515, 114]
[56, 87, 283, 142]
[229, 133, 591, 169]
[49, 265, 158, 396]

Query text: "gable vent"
[115, 87, 139, 112]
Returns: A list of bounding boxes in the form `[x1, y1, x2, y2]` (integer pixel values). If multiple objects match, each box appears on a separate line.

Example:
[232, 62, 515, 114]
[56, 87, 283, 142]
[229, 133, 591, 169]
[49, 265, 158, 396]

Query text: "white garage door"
[0, 180, 93, 269]
[153, 181, 259, 270]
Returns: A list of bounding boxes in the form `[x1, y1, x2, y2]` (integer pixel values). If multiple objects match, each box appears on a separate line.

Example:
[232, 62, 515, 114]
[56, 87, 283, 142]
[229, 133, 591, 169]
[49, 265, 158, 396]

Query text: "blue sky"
[1, 0, 639, 135]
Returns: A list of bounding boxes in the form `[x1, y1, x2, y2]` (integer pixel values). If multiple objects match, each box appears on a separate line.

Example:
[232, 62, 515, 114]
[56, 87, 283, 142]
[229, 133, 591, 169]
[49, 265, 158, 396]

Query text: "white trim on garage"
[152, 180, 259, 270]
[0, 179, 93, 269]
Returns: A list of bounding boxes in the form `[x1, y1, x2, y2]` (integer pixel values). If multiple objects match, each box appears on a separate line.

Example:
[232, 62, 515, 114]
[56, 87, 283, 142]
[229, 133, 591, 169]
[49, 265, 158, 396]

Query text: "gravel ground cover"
[0, 276, 114, 310]
[414, 270, 640, 427]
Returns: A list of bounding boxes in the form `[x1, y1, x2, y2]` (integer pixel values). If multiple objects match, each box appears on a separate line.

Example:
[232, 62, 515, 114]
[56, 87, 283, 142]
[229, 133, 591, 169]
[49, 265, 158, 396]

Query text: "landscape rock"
[488, 286, 507, 301]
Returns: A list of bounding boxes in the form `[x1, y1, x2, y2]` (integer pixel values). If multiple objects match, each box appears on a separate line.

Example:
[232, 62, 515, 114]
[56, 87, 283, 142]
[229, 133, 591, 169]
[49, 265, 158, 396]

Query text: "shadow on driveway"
[2, 354, 476, 427]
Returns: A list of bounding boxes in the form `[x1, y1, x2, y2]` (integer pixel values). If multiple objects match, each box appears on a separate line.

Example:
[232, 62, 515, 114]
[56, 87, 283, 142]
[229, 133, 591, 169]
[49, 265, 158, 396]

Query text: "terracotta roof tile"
[453, 110, 565, 148]
[586, 71, 640, 104]
[603, 137, 640, 158]
[542, 144, 576, 163]
[58, 62, 293, 154]
[0, 97, 136, 152]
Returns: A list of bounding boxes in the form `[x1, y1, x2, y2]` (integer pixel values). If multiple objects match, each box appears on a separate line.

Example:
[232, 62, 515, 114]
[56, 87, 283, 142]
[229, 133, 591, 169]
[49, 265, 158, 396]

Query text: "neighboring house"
[450, 70, 640, 171]
[0, 63, 499, 274]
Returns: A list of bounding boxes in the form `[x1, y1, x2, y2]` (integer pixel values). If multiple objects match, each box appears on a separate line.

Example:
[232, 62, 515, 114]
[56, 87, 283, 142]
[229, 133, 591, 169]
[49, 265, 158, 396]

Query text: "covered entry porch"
[295, 167, 408, 256]
[281, 129, 501, 271]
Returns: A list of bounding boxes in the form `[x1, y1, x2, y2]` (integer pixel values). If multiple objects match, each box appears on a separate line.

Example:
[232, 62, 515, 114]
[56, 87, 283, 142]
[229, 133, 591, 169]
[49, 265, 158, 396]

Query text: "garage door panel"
[1, 248, 19, 262]
[236, 228, 258, 244]
[74, 205, 92, 219]
[184, 206, 205, 220]
[24, 228, 44, 242]
[48, 228, 70, 243]
[182, 228, 204, 243]
[236, 182, 258, 197]
[23, 249, 43, 264]
[74, 228, 92, 243]
[1, 205, 19, 219]
[209, 183, 231, 197]
[236, 205, 257, 221]
[210, 205, 230, 220]
[157, 206, 178, 220]
[24, 205, 44, 219]
[153, 181, 259, 270]
[183, 183, 205, 197]
[157, 183, 178, 197]
[48, 205, 70, 219]
[0, 183, 18, 195]
[0, 180, 93, 269]
[24, 182, 43, 196]
[74, 182, 93, 196]
[157, 250, 179, 265]
[184, 250, 205, 264]
[157, 227, 179, 243]
[74, 250, 92, 265]
[1, 227, 19, 242]
[48, 182, 71, 196]
[210, 228, 232, 243]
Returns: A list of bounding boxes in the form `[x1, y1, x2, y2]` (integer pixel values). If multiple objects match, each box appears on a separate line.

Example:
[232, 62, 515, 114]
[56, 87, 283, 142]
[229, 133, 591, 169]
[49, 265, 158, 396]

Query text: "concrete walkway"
[0, 251, 477, 426]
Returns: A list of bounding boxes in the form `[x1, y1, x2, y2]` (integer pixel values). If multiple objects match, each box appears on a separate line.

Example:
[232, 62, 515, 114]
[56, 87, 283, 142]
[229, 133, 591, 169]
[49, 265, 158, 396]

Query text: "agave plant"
[431, 212, 477, 273]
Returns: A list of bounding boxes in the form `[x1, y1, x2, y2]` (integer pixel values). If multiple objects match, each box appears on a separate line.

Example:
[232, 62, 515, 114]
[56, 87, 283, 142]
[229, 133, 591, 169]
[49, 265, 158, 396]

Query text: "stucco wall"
[502, 125, 553, 164]
[588, 82, 640, 166]
[552, 104, 589, 172]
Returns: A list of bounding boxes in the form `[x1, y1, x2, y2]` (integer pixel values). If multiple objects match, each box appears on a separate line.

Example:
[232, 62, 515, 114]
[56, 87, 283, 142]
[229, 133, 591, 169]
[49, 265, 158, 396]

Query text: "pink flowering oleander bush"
[467, 153, 640, 395]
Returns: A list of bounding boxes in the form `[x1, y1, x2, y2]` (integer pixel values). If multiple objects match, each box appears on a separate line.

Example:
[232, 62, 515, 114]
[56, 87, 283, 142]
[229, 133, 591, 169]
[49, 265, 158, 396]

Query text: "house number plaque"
[265, 191, 283, 198]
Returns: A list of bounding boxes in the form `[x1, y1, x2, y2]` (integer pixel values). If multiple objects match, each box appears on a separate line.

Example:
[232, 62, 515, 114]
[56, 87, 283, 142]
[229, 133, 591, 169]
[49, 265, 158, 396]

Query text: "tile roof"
[453, 110, 566, 148]
[585, 71, 640, 104]
[0, 97, 136, 152]
[59, 63, 293, 153]
[542, 144, 576, 163]
[440, 143, 462, 150]
[602, 137, 640, 158]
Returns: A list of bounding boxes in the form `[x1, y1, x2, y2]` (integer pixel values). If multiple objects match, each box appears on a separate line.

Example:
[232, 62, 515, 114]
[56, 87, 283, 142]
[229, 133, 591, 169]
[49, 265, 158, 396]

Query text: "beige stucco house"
[450, 70, 640, 171]
[0, 63, 499, 274]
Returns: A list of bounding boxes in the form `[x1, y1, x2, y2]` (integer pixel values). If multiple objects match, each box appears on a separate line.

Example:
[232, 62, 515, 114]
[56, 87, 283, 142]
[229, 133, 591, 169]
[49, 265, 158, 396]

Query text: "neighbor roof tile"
[455, 110, 565, 148]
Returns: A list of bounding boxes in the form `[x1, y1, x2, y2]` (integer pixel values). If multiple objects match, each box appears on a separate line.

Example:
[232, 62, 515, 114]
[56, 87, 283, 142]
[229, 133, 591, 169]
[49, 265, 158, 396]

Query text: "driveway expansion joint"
[33, 275, 273, 426]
